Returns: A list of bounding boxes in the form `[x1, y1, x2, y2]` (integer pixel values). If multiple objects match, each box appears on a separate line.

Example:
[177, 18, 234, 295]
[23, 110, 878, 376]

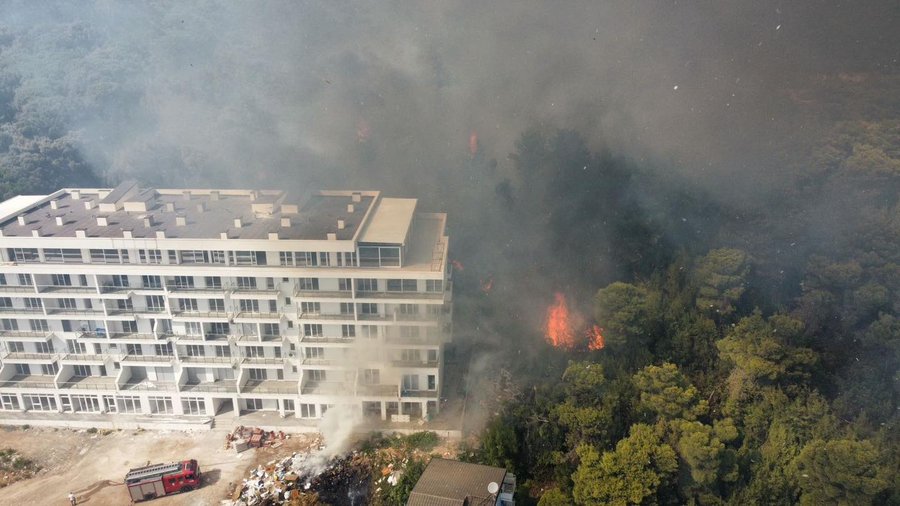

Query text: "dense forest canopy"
[0, 1, 898, 505]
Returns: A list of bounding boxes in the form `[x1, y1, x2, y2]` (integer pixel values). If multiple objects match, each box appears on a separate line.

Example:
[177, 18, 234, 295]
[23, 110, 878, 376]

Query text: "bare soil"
[0, 426, 254, 506]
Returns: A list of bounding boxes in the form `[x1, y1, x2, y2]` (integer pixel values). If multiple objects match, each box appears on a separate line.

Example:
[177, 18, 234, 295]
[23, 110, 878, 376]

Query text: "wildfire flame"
[586, 325, 605, 350]
[545, 293, 576, 350]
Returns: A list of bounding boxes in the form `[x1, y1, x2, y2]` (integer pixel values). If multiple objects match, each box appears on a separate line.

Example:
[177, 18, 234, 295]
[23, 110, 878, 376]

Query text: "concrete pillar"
[277, 398, 285, 417]
[380, 401, 387, 421]
[15, 393, 25, 411]
[231, 396, 240, 417]
[140, 395, 152, 415]
[421, 401, 427, 419]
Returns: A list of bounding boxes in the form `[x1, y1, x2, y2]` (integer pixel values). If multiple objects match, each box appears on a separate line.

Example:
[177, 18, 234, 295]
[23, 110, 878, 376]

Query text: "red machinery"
[125, 459, 201, 502]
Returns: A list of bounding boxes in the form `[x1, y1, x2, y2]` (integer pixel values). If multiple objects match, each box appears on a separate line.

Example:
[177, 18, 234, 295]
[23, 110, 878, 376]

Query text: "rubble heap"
[225, 426, 288, 452]
[229, 451, 370, 505]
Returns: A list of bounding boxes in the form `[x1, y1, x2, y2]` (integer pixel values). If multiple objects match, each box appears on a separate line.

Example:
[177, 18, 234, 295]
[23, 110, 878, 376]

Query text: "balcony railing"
[294, 290, 352, 298]
[301, 381, 351, 395]
[392, 359, 439, 368]
[298, 312, 354, 321]
[121, 353, 175, 363]
[180, 382, 237, 393]
[241, 380, 298, 394]
[0, 352, 58, 361]
[356, 383, 400, 397]
[240, 356, 284, 365]
[39, 285, 96, 294]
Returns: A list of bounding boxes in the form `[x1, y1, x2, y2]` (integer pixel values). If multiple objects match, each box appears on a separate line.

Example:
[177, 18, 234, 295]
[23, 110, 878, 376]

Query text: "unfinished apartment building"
[0, 182, 451, 422]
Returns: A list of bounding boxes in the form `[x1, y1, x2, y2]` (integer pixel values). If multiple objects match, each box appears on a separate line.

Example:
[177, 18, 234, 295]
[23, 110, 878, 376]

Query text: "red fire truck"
[125, 459, 201, 502]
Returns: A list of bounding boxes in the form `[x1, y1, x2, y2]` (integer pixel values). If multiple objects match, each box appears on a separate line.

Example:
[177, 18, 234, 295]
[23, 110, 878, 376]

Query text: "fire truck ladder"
[125, 462, 182, 482]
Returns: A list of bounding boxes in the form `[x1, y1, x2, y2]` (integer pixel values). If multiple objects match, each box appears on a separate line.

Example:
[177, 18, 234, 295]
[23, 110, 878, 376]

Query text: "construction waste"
[226, 426, 288, 452]
[226, 450, 371, 505]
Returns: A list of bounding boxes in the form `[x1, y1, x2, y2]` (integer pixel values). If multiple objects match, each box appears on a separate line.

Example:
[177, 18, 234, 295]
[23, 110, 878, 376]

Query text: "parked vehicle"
[124, 459, 200, 502]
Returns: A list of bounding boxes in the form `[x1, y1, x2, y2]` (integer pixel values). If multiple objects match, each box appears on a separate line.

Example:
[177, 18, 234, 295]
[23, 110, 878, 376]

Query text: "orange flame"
[586, 325, 605, 351]
[545, 293, 576, 350]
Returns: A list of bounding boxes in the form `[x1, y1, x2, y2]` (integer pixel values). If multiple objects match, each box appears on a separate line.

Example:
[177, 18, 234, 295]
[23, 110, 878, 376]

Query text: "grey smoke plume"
[2, 1, 896, 203]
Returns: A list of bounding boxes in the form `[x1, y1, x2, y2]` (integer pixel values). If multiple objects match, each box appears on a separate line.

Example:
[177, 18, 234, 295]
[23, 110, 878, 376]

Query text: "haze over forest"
[0, 1, 898, 504]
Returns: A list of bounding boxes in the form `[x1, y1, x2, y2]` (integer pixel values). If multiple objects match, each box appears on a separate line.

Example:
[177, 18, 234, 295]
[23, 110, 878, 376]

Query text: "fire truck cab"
[125, 459, 201, 502]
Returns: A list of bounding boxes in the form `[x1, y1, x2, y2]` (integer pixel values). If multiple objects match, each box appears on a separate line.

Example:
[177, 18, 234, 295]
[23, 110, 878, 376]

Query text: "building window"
[11, 248, 39, 263]
[402, 374, 420, 391]
[248, 368, 266, 380]
[279, 251, 294, 266]
[308, 369, 326, 381]
[210, 250, 226, 264]
[148, 396, 174, 414]
[299, 403, 316, 418]
[186, 345, 205, 357]
[205, 276, 222, 289]
[90, 249, 122, 263]
[363, 369, 380, 384]
[244, 398, 263, 410]
[208, 322, 230, 336]
[71, 395, 101, 413]
[398, 304, 419, 315]
[387, 279, 418, 292]
[140, 249, 162, 264]
[172, 276, 194, 289]
[117, 396, 141, 413]
[295, 252, 317, 267]
[358, 303, 377, 315]
[35, 341, 53, 354]
[232, 251, 260, 266]
[215, 345, 231, 357]
[401, 349, 421, 362]
[23, 394, 56, 411]
[178, 298, 198, 312]
[41, 363, 59, 375]
[400, 326, 421, 338]
[51, 274, 73, 286]
[209, 299, 225, 312]
[0, 394, 20, 410]
[298, 278, 319, 291]
[8, 341, 24, 353]
[300, 302, 320, 315]
[146, 296, 166, 311]
[182, 398, 206, 415]
[24, 297, 42, 310]
[29, 319, 48, 332]
[14, 363, 29, 375]
[154, 343, 173, 356]
[425, 280, 443, 292]
[67, 340, 87, 354]
[126, 343, 142, 356]
[341, 325, 356, 338]
[236, 277, 257, 289]
[239, 300, 259, 313]
[245, 346, 264, 358]
[356, 279, 377, 292]
[73, 364, 91, 377]
[303, 324, 323, 337]
[261, 323, 279, 336]
[360, 325, 378, 339]
[338, 278, 352, 291]
[180, 251, 208, 264]
[18, 273, 33, 286]
[318, 252, 331, 267]
[1, 319, 18, 331]
[305, 347, 324, 359]
[141, 275, 162, 289]
[58, 298, 77, 309]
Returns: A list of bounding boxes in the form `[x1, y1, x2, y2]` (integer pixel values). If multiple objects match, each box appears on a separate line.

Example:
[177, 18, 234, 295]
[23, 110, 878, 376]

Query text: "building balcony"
[232, 311, 281, 323]
[38, 285, 97, 295]
[0, 330, 53, 341]
[120, 354, 175, 366]
[0, 285, 37, 295]
[356, 383, 400, 397]
[0, 374, 57, 390]
[179, 355, 235, 366]
[59, 353, 109, 364]
[299, 357, 336, 366]
[99, 285, 135, 294]
[240, 356, 285, 367]
[355, 291, 444, 301]
[180, 381, 238, 393]
[356, 313, 393, 321]
[108, 332, 167, 342]
[234, 334, 282, 344]
[166, 286, 224, 295]
[45, 308, 105, 318]
[300, 381, 351, 396]
[0, 307, 44, 316]
[299, 335, 355, 345]
[294, 290, 353, 299]
[400, 389, 438, 399]
[171, 310, 230, 321]
[298, 312, 355, 321]
[59, 375, 118, 391]
[392, 359, 439, 368]
[0, 352, 59, 363]
[230, 287, 280, 299]
[241, 380, 298, 394]
[119, 379, 179, 392]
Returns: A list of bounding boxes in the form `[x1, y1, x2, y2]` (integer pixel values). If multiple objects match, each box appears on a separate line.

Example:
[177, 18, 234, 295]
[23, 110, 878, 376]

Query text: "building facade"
[0, 183, 451, 421]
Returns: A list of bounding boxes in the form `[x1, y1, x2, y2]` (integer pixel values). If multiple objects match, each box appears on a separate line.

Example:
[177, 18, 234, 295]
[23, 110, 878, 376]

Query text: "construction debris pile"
[229, 451, 370, 505]
[225, 426, 288, 452]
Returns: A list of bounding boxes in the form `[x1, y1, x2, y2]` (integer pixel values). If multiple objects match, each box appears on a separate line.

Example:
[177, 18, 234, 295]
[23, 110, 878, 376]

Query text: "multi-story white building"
[0, 183, 451, 422]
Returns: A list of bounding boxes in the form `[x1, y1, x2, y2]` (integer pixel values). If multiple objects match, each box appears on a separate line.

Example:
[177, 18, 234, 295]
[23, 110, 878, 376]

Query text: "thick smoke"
[2, 0, 897, 201]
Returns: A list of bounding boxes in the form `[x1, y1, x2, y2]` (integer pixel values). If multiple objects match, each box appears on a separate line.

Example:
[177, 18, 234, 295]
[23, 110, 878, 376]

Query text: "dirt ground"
[0, 426, 257, 506]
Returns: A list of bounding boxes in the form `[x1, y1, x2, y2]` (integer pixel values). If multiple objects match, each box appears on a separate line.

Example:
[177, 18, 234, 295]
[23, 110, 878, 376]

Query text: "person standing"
[68, 492, 77, 505]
